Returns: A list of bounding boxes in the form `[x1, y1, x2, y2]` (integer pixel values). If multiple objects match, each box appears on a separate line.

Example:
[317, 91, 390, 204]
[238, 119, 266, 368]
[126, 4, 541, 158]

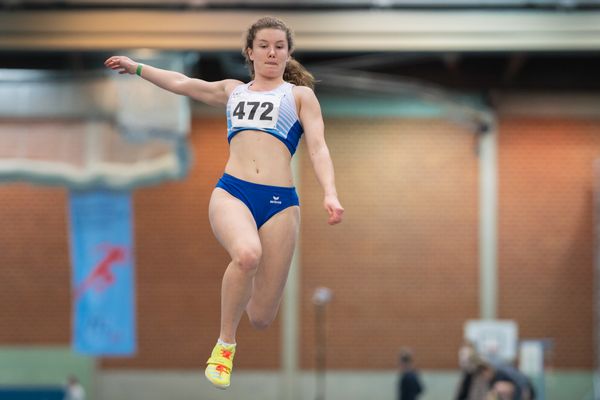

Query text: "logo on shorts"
[270, 195, 282, 205]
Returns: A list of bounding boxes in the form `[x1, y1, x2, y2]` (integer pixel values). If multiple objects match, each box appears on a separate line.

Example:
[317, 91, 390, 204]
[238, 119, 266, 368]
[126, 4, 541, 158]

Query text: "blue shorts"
[216, 173, 300, 229]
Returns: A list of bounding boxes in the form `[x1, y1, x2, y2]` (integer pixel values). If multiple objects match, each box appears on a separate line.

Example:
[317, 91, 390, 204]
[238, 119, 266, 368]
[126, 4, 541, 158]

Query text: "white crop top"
[226, 81, 303, 155]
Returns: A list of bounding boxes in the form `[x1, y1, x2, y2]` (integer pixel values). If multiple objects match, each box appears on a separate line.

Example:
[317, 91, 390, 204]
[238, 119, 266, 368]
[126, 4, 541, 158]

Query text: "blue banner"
[68, 190, 136, 356]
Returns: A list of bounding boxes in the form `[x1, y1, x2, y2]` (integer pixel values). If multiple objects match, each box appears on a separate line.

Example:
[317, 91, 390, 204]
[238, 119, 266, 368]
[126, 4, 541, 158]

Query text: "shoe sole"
[205, 369, 229, 389]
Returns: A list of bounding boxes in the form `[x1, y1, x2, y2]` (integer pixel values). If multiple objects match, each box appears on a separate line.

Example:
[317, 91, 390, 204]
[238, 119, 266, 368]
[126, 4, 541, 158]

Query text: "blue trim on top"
[228, 127, 301, 156]
[286, 121, 303, 155]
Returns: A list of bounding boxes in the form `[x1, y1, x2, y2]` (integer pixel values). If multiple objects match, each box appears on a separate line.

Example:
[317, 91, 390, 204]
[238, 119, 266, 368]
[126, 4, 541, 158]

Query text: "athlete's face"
[248, 28, 290, 79]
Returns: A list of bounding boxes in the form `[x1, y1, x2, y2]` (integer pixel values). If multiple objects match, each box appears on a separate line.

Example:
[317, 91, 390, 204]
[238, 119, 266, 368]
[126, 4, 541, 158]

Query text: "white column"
[280, 151, 301, 400]
[478, 120, 498, 320]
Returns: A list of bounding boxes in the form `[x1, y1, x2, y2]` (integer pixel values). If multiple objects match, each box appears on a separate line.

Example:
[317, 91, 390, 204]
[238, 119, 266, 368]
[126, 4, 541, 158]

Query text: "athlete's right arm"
[104, 55, 242, 107]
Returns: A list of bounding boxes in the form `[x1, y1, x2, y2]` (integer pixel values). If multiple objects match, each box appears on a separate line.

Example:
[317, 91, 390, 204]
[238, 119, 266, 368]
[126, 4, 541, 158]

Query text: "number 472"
[232, 101, 274, 121]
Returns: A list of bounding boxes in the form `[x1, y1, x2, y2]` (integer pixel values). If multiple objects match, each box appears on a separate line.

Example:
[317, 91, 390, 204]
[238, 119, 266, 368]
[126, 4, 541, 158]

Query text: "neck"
[251, 77, 285, 91]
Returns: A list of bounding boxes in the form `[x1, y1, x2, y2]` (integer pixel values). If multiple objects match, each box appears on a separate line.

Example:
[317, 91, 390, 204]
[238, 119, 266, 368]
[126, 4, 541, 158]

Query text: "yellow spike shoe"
[205, 342, 236, 389]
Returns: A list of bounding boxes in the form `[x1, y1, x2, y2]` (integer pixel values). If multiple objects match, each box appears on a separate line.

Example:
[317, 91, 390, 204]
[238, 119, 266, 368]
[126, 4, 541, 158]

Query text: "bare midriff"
[224, 130, 294, 187]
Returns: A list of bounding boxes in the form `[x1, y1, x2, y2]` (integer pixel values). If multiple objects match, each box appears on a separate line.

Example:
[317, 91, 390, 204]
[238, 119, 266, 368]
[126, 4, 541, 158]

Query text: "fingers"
[104, 59, 119, 71]
[104, 56, 118, 67]
[324, 198, 344, 225]
[327, 208, 344, 225]
[104, 56, 126, 71]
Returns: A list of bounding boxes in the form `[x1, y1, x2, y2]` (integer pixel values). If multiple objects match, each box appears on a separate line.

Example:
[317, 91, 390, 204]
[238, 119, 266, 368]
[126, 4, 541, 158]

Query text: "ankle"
[217, 338, 236, 347]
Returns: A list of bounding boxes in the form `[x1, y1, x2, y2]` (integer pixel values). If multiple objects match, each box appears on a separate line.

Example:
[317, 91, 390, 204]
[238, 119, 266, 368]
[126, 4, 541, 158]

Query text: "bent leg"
[209, 188, 262, 343]
[246, 206, 300, 329]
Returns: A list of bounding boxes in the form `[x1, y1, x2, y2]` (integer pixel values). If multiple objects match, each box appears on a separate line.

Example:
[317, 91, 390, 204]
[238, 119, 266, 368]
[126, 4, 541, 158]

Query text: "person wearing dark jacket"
[398, 348, 424, 400]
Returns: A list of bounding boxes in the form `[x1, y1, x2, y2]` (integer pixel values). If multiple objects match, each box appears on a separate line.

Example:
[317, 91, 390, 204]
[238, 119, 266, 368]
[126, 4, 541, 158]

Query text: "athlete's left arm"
[296, 86, 344, 225]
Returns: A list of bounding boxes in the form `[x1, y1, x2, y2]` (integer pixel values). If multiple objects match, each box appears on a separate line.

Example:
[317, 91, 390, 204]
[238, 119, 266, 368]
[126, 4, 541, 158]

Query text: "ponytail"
[284, 58, 315, 89]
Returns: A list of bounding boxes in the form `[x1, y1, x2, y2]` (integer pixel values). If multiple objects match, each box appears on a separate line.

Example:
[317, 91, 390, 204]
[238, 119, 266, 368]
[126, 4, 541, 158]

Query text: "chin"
[260, 70, 283, 79]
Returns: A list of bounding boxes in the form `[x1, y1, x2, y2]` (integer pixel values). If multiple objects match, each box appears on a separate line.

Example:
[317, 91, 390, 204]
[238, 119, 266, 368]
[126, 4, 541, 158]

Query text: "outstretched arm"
[296, 86, 344, 225]
[104, 55, 242, 107]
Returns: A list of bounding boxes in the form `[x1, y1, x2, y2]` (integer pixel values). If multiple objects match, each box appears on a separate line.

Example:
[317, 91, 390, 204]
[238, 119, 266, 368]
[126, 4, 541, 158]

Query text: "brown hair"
[242, 16, 315, 89]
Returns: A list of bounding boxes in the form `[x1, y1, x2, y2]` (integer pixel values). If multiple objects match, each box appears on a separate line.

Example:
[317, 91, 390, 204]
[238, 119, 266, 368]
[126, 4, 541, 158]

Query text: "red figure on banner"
[74, 245, 128, 300]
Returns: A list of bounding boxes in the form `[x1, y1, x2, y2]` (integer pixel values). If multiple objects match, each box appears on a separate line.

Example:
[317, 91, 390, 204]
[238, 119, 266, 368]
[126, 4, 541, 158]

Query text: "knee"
[231, 246, 261, 274]
[248, 314, 274, 330]
[247, 302, 276, 330]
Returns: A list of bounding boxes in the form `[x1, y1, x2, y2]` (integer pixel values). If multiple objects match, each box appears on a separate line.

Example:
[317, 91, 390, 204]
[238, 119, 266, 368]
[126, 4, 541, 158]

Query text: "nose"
[267, 46, 276, 56]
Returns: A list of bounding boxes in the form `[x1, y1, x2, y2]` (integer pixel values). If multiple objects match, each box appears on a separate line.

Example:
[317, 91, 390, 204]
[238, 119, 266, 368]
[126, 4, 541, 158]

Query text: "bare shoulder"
[292, 85, 320, 114]
[292, 85, 316, 100]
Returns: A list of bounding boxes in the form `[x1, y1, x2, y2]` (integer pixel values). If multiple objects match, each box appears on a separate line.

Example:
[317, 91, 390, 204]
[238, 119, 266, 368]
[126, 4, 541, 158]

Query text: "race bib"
[229, 91, 282, 130]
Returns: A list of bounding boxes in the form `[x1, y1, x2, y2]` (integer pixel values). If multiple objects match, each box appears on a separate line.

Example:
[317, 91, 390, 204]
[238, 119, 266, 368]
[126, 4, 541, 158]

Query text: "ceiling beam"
[0, 9, 599, 51]
[5, 0, 600, 7]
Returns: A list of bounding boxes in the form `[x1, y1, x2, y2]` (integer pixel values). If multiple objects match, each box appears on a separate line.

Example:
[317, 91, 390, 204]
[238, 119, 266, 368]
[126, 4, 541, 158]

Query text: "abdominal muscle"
[224, 130, 295, 187]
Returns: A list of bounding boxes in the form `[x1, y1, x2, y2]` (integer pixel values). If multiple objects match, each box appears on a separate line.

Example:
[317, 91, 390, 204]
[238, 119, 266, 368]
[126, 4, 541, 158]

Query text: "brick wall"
[0, 185, 70, 343]
[498, 118, 599, 369]
[0, 116, 597, 370]
[299, 118, 479, 370]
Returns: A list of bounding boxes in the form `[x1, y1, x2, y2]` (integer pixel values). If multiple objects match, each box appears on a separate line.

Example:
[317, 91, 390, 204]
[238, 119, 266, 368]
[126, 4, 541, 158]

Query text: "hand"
[104, 55, 138, 75]
[324, 194, 344, 225]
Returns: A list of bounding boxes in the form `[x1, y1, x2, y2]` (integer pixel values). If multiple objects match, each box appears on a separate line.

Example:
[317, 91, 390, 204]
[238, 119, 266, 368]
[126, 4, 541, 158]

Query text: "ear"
[247, 48, 254, 61]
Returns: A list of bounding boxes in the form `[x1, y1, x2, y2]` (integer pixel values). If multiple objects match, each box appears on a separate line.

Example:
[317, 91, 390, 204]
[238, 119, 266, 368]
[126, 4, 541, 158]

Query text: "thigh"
[252, 206, 300, 306]
[209, 188, 261, 256]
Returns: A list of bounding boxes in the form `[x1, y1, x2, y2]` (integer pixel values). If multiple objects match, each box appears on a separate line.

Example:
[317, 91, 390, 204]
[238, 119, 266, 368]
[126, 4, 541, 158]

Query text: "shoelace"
[211, 347, 233, 376]
[215, 364, 229, 375]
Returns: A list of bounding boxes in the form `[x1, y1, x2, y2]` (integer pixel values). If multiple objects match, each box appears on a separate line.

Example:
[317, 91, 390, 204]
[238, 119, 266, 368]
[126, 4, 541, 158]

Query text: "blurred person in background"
[489, 361, 534, 400]
[455, 339, 479, 400]
[63, 375, 85, 400]
[397, 347, 424, 400]
[487, 379, 516, 400]
[468, 360, 496, 400]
